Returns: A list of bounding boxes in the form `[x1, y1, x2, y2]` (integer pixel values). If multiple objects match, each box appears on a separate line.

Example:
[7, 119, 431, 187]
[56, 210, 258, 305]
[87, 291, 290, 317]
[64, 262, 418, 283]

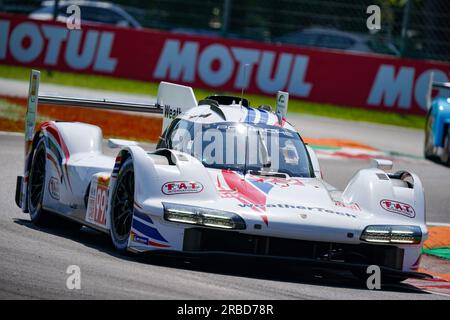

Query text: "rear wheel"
[110, 158, 134, 252]
[28, 138, 82, 231]
[28, 139, 53, 226]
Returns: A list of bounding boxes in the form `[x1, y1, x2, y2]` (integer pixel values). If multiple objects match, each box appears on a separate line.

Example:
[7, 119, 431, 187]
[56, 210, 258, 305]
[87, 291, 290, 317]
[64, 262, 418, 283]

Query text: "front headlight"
[360, 225, 422, 244]
[163, 202, 246, 230]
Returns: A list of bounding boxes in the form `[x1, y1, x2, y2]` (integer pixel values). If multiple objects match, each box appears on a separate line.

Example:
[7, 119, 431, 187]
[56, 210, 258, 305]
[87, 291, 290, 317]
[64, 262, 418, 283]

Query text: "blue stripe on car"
[258, 109, 269, 124]
[132, 218, 168, 243]
[133, 208, 154, 224]
[245, 107, 255, 123]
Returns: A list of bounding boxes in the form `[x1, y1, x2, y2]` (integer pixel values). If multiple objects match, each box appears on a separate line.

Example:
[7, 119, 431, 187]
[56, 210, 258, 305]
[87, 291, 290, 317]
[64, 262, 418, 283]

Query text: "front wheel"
[110, 158, 135, 252]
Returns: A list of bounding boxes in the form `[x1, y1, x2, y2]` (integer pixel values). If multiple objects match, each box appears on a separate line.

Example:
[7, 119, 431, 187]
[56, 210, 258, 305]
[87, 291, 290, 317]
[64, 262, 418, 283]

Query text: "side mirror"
[370, 158, 393, 171]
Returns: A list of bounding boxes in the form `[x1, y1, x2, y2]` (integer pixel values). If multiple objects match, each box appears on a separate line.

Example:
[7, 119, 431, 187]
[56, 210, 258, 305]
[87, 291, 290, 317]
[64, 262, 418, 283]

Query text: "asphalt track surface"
[1, 133, 449, 300]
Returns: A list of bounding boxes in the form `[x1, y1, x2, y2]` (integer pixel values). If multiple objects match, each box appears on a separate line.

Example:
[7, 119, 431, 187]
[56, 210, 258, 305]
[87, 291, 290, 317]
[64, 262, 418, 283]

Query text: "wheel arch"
[342, 168, 426, 225]
[106, 146, 158, 228]
[107, 146, 160, 251]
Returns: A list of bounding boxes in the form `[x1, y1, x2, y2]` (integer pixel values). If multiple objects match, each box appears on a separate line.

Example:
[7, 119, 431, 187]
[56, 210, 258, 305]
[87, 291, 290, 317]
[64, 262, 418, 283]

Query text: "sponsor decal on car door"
[86, 176, 110, 227]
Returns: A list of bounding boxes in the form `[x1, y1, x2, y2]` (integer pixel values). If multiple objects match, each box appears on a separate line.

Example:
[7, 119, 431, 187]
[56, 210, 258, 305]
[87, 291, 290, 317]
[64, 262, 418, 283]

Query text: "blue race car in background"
[424, 79, 450, 166]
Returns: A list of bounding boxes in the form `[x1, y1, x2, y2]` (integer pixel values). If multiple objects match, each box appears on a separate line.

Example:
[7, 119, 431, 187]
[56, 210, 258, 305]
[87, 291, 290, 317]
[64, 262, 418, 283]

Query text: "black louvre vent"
[183, 228, 404, 270]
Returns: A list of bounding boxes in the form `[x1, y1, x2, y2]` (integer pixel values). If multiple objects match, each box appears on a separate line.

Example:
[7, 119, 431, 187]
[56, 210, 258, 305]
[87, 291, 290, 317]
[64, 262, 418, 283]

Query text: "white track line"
[427, 222, 450, 227]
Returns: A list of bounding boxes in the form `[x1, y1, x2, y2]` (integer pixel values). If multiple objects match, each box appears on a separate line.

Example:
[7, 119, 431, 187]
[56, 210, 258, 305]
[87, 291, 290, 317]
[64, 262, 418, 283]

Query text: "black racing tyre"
[442, 129, 450, 166]
[110, 158, 134, 253]
[28, 138, 53, 226]
[424, 115, 435, 160]
[28, 138, 82, 231]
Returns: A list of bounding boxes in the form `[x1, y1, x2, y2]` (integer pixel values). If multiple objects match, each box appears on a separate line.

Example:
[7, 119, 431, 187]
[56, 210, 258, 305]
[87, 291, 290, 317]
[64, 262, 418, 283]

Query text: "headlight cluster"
[360, 225, 422, 244]
[163, 202, 246, 230]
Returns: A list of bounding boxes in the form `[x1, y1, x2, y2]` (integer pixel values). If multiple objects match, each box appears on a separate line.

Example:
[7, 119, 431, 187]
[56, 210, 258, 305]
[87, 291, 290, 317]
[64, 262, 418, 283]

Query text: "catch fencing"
[0, 13, 449, 115]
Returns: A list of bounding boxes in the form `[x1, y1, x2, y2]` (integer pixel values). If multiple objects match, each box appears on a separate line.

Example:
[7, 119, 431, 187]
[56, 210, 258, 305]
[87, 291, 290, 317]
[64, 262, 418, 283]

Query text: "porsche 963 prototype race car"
[424, 75, 450, 166]
[15, 70, 428, 282]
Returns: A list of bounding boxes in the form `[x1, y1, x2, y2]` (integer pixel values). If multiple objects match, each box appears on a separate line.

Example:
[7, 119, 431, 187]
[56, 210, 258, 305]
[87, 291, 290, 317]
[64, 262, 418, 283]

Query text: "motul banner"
[1, 13, 449, 115]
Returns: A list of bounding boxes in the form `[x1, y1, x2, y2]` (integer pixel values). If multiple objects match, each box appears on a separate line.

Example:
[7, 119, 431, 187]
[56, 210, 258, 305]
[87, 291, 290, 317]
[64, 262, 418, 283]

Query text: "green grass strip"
[422, 247, 450, 260]
[307, 145, 341, 151]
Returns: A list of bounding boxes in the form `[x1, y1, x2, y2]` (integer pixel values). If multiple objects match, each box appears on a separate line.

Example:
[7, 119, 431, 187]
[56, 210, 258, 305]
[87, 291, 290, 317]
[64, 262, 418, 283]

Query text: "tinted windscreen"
[167, 120, 313, 177]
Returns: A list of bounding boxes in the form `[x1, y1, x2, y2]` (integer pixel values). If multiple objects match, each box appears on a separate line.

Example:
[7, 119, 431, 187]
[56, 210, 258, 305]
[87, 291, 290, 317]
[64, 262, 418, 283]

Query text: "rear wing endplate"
[157, 81, 197, 132]
[275, 91, 289, 124]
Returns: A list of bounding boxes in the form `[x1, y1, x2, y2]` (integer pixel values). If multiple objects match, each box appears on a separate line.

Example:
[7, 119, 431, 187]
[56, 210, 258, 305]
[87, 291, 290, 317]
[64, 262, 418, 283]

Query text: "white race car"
[16, 70, 428, 282]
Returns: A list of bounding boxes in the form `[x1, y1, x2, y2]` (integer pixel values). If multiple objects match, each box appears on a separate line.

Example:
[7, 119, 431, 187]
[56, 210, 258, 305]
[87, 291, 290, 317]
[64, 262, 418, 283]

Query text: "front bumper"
[174, 227, 425, 276]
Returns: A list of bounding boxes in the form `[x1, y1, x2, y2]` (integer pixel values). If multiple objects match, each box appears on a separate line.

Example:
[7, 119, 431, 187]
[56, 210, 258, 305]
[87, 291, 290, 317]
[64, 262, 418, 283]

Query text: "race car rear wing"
[426, 72, 450, 110]
[25, 69, 163, 161]
[21, 70, 197, 210]
[38, 95, 162, 113]
[24, 69, 198, 157]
